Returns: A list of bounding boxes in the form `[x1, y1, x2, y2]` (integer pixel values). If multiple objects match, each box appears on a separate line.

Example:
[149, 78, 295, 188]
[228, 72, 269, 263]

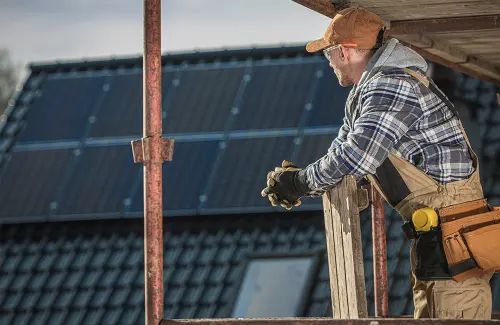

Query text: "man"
[261, 7, 493, 320]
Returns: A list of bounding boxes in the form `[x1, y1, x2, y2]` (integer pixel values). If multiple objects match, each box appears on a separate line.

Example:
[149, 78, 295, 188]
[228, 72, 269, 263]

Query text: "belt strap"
[448, 258, 478, 276]
[401, 221, 417, 240]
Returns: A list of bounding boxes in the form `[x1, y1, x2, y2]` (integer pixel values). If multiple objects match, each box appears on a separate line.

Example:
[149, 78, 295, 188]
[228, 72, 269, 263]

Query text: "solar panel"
[165, 67, 245, 134]
[233, 62, 322, 131]
[306, 68, 349, 127]
[131, 140, 219, 212]
[0, 149, 73, 219]
[204, 136, 295, 209]
[269, 134, 336, 207]
[294, 134, 337, 167]
[57, 145, 139, 215]
[89, 73, 145, 138]
[17, 76, 107, 142]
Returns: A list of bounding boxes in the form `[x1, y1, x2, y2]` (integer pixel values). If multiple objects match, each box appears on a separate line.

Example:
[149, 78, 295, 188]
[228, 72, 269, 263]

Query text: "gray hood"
[352, 38, 428, 96]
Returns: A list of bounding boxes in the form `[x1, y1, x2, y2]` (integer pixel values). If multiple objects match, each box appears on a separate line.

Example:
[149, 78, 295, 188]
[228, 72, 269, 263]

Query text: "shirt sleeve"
[327, 117, 350, 154]
[303, 77, 423, 192]
[302, 118, 351, 197]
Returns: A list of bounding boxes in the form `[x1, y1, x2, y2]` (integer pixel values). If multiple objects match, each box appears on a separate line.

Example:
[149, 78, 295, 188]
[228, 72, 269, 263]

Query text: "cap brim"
[306, 38, 330, 53]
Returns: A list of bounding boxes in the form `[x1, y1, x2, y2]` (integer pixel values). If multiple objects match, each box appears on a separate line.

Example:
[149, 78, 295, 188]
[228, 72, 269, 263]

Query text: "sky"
[0, 0, 332, 75]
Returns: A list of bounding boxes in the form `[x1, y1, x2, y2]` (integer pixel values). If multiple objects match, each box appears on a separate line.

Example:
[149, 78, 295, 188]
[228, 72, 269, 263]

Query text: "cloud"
[0, 0, 331, 67]
[2, 0, 140, 19]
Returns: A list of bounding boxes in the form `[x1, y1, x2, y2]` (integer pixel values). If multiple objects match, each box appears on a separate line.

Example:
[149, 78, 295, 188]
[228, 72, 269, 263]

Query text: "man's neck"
[352, 64, 366, 85]
[352, 60, 370, 85]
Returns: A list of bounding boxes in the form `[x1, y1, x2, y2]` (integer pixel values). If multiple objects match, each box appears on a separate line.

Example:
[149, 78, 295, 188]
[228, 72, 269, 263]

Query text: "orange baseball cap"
[306, 8, 385, 52]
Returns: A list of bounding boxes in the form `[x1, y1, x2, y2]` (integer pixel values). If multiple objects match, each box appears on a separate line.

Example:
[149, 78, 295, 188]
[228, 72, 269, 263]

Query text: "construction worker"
[261, 7, 494, 320]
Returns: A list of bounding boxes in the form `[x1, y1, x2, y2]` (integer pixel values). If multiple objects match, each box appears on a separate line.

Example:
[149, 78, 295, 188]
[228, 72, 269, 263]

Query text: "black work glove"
[261, 160, 311, 210]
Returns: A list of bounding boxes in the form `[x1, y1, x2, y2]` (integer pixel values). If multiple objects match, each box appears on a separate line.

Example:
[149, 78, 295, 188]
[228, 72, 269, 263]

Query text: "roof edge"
[28, 43, 320, 74]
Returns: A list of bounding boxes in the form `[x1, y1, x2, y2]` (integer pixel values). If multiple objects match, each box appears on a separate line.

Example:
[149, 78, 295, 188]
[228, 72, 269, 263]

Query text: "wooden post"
[322, 175, 368, 319]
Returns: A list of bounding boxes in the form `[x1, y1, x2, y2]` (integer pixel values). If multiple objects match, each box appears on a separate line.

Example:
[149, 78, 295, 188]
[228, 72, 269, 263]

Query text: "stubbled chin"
[340, 79, 353, 87]
[333, 69, 352, 87]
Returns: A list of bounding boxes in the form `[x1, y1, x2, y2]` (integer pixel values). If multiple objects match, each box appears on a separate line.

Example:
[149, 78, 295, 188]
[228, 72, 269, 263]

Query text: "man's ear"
[339, 46, 349, 61]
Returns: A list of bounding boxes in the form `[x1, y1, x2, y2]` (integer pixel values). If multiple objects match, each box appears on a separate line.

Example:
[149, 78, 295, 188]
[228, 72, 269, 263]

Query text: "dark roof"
[455, 75, 500, 206]
[27, 45, 320, 73]
[0, 44, 351, 223]
[0, 45, 499, 325]
[1, 212, 499, 324]
[1, 46, 498, 223]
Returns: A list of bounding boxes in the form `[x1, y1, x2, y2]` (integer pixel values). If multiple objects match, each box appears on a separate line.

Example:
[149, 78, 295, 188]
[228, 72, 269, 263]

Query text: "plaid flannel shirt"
[303, 68, 474, 195]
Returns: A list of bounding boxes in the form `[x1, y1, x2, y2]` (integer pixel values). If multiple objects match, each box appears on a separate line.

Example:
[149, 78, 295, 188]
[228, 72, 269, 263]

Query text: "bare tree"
[0, 49, 19, 115]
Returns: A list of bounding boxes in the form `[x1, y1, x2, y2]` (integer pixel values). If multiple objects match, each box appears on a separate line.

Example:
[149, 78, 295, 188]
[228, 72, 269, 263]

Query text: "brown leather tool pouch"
[461, 220, 500, 272]
[439, 199, 500, 282]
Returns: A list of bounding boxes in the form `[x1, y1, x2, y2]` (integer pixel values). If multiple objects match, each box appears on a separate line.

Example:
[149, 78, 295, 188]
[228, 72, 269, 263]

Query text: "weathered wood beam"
[322, 176, 367, 319]
[396, 34, 500, 85]
[387, 14, 500, 35]
[400, 40, 500, 86]
[421, 36, 468, 63]
[462, 60, 500, 81]
[291, 0, 500, 86]
[162, 318, 500, 325]
[292, 0, 338, 18]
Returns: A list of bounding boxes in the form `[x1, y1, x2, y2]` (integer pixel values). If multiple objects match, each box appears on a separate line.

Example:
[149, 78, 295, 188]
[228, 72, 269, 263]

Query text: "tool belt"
[403, 199, 500, 282]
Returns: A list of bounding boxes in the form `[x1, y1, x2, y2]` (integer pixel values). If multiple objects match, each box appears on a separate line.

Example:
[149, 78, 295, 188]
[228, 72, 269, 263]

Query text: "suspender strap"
[403, 68, 477, 167]
[373, 68, 463, 207]
[374, 158, 411, 206]
[403, 68, 460, 118]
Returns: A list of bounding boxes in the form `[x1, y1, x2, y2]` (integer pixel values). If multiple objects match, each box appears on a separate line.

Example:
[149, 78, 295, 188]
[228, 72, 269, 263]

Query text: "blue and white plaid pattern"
[303, 69, 474, 195]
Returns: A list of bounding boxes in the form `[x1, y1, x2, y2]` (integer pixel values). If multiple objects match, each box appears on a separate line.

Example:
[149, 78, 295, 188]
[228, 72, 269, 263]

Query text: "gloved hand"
[261, 160, 310, 210]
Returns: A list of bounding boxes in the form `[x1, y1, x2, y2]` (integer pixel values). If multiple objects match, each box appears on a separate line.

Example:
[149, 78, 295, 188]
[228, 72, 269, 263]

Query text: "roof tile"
[45, 272, 65, 290]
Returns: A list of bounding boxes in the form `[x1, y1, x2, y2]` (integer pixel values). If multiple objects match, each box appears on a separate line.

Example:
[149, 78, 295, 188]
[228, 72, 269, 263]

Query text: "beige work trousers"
[410, 242, 493, 319]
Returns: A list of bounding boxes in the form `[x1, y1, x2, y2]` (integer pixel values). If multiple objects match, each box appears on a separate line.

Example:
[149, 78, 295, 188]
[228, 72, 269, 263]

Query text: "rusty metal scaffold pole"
[131, 0, 174, 324]
[371, 187, 389, 317]
[362, 184, 389, 318]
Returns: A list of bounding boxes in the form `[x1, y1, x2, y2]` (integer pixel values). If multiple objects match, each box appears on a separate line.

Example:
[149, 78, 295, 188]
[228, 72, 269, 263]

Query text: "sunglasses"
[323, 43, 358, 61]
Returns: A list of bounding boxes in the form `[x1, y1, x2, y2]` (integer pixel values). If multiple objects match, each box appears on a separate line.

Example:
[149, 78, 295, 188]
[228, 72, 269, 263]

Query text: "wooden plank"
[423, 37, 500, 67]
[478, 53, 500, 61]
[322, 176, 367, 319]
[431, 29, 500, 42]
[445, 38, 500, 46]
[377, 5, 500, 21]
[322, 192, 342, 318]
[291, 0, 500, 91]
[356, 0, 490, 7]
[400, 40, 500, 86]
[323, 191, 349, 318]
[428, 42, 468, 63]
[292, 0, 338, 18]
[387, 13, 500, 34]
[462, 57, 500, 80]
[403, 35, 471, 63]
[162, 318, 500, 325]
[396, 34, 433, 48]
[448, 43, 500, 54]
[343, 178, 367, 318]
